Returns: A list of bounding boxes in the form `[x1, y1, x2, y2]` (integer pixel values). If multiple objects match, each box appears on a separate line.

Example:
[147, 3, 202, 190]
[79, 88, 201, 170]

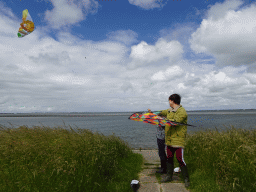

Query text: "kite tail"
[22, 9, 28, 20]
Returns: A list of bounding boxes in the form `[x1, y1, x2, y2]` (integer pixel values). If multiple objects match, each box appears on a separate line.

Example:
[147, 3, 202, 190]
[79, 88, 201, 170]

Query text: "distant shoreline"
[1, 108, 255, 114]
[0, 109, 255, 117]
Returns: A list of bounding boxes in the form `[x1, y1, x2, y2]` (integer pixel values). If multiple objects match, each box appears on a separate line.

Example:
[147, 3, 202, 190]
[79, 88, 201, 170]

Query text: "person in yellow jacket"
[154, 94, 190, 187]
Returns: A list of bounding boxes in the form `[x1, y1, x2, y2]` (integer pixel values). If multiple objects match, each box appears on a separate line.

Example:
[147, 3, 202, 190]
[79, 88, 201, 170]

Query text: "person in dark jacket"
[147, 108, 167, 174]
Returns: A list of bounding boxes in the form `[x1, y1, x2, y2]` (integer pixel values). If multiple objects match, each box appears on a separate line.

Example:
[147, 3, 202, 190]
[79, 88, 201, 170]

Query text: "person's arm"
[159, 110, 167, 117]
[148, 109, 166, 117]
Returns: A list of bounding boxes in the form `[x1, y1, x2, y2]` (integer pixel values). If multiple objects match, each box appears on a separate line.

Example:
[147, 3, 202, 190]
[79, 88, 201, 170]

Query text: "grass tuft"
[185, 124, 256, 192]
[0, 124, 143, 192]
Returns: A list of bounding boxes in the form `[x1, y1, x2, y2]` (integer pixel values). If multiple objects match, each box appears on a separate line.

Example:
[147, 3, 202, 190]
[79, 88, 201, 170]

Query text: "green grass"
[185, 125, 256, 192]
[0, 123, 255, 192]
[0, 124, 144, 192]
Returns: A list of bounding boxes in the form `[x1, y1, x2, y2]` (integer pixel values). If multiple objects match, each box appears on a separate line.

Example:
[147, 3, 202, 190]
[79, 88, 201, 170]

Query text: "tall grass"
[1, 123, 255, 192]
[0, 124, 143, 192]
[185, 125, 256, 192]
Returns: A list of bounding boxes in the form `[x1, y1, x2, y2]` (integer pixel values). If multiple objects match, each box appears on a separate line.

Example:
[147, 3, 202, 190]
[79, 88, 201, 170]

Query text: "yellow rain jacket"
[159, 105, 188, 148]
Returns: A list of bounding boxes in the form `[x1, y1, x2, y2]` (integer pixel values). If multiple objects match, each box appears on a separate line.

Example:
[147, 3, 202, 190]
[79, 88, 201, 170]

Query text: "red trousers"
[166, 145, 186, 167]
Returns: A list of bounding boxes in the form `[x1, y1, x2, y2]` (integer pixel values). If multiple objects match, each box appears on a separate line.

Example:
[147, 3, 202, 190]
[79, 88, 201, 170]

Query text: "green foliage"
[0, 124, 143, 192]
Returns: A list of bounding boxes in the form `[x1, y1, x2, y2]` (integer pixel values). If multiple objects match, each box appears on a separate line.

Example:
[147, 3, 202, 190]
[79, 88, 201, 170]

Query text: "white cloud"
[151, 65, 184, 81]
[244, 73, 256, 84]
[206, 0, 243, 21]
[189, 0, 256, 67]
[1, 0, 256, 113]
[0, 3, 19, 37]
[128, 0, 164, 10]
[49, 74, 91, 85]
[44, 0, 100, 29]
[128, 38, 184, 68]
[159, 24, 196, 45]
[0, 2, 16, 19]
[106, 30, 139, 45]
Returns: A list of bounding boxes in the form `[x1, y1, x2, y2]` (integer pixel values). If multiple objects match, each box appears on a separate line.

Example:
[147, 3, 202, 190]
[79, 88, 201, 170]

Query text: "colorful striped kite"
[128, 111, 196, 127]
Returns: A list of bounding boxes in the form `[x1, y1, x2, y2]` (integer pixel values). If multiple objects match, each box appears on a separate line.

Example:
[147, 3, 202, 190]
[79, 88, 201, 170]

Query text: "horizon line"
[1, 108, 255, 114]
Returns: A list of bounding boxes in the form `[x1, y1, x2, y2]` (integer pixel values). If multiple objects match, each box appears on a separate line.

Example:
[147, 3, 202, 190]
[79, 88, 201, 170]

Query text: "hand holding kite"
[129, 111, 196, 127]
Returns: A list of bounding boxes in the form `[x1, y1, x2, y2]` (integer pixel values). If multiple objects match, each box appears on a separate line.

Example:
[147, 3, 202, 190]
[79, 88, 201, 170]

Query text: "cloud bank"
[0, 0, 256, 113]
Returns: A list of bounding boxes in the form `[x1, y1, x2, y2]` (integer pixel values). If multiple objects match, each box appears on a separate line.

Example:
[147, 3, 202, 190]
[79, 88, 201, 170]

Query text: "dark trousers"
[157, 138, 167, 161]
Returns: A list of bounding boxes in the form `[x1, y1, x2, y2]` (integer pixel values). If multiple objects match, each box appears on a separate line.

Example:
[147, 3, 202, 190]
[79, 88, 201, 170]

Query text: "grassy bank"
[0, 124, 143, 192]
[0, 124, 255, 191]
[185, 125, 256, 192]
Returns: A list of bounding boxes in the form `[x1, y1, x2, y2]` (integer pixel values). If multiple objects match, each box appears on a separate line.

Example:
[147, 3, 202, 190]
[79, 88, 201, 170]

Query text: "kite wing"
[128, 111, 178, 126]
[18, 9, 35, 38]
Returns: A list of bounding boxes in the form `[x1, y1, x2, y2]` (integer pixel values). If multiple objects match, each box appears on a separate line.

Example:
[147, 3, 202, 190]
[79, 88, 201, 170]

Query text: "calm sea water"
[0, 110, 255, 150]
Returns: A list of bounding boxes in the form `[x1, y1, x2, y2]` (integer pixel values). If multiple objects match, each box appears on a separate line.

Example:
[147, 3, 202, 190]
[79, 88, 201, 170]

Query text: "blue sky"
[1, 0, 256, 112]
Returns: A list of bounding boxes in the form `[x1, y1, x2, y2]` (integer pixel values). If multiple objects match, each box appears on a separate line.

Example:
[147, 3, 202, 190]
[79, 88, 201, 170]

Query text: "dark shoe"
[156, 168, 167, 174]
[161, 174, 172, 182]
[180, 166, 190, 188]
[161, 162, 174, 183]
[156, 160, 167, 173]
[185, 178, 190, 188]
